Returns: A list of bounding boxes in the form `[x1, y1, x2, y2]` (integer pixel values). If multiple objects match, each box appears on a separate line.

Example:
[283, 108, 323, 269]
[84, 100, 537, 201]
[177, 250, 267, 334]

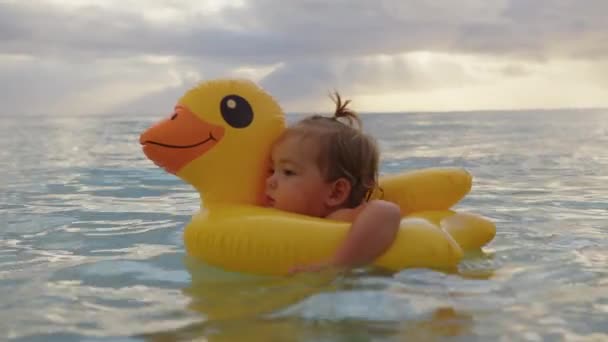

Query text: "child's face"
[264, 135, 333, 217]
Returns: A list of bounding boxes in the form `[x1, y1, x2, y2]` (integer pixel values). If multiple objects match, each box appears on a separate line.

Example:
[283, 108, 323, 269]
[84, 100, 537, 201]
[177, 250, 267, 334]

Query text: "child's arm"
[291, 200, 401, 273]
[331, 200, 401, 268]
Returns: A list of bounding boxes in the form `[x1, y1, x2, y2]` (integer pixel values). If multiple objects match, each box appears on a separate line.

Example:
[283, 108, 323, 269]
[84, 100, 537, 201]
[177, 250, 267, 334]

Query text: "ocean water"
[1, 109, 607, 341]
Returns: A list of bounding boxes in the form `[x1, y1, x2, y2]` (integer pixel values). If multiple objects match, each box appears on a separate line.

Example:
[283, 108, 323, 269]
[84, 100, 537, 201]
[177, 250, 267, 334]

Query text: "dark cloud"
[1, 0, 607, 114]
[462, 0, 608, 59]
[1, 0, 607, 62]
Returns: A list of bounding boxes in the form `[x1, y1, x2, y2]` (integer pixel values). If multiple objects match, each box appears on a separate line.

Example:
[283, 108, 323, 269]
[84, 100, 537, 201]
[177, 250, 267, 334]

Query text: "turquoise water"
[1, 110, 607, 341]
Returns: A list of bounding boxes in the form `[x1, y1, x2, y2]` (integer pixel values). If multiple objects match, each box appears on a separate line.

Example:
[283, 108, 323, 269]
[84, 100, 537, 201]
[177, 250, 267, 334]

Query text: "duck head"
[140, 79, 285, 207]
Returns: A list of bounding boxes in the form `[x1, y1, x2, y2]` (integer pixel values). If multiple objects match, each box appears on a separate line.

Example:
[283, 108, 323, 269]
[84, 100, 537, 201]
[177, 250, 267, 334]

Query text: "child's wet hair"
[281, 92, 379, 208]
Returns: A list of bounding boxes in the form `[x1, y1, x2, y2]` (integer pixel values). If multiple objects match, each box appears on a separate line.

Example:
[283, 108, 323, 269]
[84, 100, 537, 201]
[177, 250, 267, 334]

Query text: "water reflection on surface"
[1, 111, 607, 341]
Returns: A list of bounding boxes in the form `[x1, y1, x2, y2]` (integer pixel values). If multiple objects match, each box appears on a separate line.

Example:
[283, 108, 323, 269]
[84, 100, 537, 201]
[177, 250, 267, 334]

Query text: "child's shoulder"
[326, 200, 401, 222]
[326, 204, 367, 222]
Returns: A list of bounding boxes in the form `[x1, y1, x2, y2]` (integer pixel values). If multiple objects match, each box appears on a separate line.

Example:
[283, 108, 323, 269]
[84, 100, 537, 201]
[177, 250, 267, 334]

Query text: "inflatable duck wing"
[140, 79, 495, 276]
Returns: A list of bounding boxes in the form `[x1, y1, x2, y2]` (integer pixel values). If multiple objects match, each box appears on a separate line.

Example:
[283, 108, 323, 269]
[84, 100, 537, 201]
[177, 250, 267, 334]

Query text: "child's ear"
[326, 178, 352, 207]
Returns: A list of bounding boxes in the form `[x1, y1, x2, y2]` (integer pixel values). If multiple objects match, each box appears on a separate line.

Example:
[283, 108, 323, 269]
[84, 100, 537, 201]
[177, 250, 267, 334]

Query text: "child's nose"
[265, 174, 276, 189]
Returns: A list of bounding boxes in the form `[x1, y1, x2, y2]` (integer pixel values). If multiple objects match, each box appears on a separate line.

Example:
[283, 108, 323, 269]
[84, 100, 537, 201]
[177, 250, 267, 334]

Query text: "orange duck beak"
[139, 105, 225, 174]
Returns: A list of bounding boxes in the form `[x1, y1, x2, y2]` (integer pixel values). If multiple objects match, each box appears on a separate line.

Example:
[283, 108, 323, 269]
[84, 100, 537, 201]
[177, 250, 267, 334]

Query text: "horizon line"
[6, 106, 608, 117]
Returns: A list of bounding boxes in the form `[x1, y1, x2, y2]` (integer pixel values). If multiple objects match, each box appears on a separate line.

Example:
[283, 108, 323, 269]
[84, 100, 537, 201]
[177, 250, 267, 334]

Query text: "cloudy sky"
[1, 0, 607, 115]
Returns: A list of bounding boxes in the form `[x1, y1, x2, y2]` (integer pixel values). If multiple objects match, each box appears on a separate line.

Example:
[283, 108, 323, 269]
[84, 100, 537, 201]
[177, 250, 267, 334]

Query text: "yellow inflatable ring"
[139, 79, 495, 276]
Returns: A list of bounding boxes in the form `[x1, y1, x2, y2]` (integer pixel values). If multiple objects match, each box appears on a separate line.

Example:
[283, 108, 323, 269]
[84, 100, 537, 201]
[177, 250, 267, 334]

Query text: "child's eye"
[283, 169, 295, 176]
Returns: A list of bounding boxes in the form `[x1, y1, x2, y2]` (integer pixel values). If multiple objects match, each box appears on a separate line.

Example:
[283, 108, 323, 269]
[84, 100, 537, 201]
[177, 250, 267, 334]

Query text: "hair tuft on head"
[330, 91, 361, 129]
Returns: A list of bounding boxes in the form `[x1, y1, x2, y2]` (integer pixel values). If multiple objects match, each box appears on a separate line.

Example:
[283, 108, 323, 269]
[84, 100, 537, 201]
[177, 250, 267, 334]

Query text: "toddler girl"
[265, 93, 401, 272]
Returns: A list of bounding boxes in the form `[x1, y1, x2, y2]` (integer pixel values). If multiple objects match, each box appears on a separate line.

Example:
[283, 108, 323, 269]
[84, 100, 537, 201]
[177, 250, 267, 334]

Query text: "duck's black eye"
[220, 95, 253, 128]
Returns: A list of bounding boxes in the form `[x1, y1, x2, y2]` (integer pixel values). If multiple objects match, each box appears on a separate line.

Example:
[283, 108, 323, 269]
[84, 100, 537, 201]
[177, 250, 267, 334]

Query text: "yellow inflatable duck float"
[139, 79, 495, 276]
